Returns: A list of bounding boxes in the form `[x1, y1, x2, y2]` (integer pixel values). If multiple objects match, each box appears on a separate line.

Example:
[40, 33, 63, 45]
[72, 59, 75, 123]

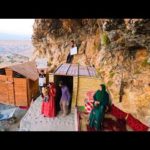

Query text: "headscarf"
[48, 82, 56, 97]
[99, 84, 106, 101]
[94, 84, 106, 102]
[49, 82, 56, 89]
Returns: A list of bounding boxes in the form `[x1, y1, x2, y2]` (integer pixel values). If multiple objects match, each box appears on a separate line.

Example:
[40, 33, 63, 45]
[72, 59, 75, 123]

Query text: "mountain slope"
[31, 19, 150, 126]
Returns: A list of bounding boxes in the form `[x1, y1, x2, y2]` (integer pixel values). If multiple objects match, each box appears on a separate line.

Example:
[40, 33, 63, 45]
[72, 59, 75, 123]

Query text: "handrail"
[75, 63, 79, 107]
[74, 107, 79, 131]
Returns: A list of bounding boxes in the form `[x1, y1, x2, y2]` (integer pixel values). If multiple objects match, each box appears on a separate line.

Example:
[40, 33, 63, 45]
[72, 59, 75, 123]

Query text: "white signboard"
[39, 77, 46, 86]
[70, 47, 77, 55]
[36, 58, 48, 69]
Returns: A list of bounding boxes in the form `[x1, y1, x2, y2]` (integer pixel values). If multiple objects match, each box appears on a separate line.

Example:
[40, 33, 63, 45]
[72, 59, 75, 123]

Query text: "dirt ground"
[19, 97, 75, 131]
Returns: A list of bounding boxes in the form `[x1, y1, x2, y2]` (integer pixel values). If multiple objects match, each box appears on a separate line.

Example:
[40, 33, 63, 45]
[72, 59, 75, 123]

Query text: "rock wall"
[31, 19, 150, 126]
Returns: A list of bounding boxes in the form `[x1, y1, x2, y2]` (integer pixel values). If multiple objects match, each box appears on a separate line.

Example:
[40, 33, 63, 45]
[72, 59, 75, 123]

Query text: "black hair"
[59, 81, 64, 86]
[43, 83, 47, 87]
[48, 82, 54, 85]
[71, 40, 75, 48]
[100, 84, 106, 91]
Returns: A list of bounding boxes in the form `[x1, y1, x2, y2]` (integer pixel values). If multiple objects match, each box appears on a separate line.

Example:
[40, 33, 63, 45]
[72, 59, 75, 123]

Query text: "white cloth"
[39, 77, 46, 86]
[70, 47, 77, 55]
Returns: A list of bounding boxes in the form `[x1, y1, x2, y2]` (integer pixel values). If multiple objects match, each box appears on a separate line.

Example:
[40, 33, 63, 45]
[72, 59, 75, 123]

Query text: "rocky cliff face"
[32, 19, 150, 126]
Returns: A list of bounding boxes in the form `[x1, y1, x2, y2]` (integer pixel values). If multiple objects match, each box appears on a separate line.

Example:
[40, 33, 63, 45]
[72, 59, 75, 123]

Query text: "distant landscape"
[0, 33, 31, 40]
[0, 39, 34, 68]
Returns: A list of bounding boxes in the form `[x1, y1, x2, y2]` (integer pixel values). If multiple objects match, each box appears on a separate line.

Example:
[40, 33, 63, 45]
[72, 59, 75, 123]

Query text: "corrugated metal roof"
[7, 61, 38, 81]
[54, 63, 97, 77]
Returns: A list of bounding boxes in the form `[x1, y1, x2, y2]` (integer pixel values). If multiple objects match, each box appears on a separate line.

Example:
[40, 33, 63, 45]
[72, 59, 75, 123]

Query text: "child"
[42, 84, 49, 102]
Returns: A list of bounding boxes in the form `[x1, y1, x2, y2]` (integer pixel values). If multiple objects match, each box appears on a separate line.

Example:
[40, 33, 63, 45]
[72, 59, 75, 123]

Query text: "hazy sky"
[0, 19, 34, 35]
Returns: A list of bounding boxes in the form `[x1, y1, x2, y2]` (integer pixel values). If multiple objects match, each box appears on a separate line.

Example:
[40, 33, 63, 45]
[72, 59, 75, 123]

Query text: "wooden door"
[14, 78, 28, 106]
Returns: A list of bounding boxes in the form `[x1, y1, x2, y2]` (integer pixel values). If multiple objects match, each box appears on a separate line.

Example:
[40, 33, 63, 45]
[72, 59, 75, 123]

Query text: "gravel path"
[19, 97, 75, 131]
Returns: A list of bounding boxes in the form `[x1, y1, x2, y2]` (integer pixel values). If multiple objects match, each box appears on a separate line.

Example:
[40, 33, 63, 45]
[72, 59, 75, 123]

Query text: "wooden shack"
[0, 61, 39, 107]
[49, 63, 103, 111]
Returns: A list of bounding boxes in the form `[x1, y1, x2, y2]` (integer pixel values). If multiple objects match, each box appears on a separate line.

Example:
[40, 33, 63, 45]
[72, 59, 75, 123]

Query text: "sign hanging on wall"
[70, 47, 77, 55]
[36, 58, 48, 69]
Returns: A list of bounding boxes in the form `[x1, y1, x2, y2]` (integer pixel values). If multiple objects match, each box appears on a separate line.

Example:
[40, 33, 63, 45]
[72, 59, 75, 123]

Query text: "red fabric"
[19, 106, 28, 110]
[86, 118, 127, 131]
[87, 125, 96, 131]
[49, 82, 56, 89]
[126, 114, 149, 131]
[86, 91, 95, 100]
[85, 91, 94, 114]
[41, 84, 56, 118]
[110, 104, 128, 119]
[79, 104, 150, 131]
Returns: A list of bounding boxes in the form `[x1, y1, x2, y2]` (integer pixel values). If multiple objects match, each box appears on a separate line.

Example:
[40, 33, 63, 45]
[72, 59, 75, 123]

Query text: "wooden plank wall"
[71, 77, 78, 108]
[4, 69, 15, 105]
[5, 68, 13, 76]
[0, 75, 9, 104]
[14, 78, 28, 106]
[27, 79, 30, 106]
[7, 76, 15, 105]
[49, 73, 54, 82]
[27, 79, 38, 106]
[77, 77, 102, 106]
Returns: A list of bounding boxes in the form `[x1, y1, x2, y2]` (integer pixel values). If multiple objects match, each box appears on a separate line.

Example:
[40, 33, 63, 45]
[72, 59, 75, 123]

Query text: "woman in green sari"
[89, 84, 109, 131]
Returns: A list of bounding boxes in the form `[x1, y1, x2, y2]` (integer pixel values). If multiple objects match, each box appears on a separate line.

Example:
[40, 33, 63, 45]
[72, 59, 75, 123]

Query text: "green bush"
[101, 32, 110, 46]
[109, 71, 115, 78]
[134, 69, 141, 74]
[107, 80, 113, 87]
[94, 42, 100, 50]
[47, 62, 52, 66]
[78, 106, 85, 112]
[141, 59, 149, 67]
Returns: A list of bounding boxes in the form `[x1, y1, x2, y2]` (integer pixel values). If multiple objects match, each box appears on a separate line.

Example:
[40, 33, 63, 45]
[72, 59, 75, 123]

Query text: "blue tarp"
[0, 108, 16, 121]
